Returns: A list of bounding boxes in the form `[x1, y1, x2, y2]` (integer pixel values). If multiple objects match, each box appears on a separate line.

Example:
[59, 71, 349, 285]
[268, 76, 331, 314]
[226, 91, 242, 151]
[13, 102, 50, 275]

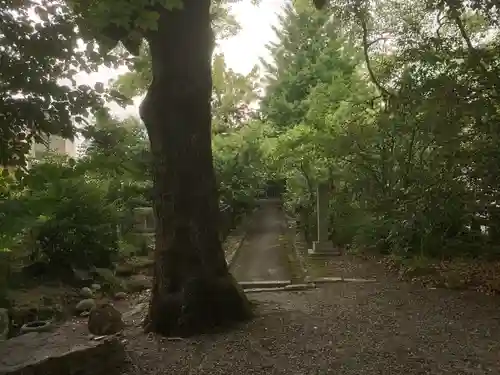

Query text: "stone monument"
[132, 207, 155, 233]
[308, 182, 340, 256]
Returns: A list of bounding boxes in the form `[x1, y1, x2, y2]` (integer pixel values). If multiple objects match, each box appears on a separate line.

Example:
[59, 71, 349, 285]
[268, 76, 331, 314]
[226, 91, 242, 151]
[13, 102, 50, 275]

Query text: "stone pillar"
[131, 207, 156, 255]
[132, 207, 155, 233]
[308, 182, 340, 256]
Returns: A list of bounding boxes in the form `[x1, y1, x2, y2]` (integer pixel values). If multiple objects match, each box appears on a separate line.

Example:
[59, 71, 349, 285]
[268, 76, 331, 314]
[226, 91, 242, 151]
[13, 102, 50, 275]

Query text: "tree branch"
[354, 5, 395, 99]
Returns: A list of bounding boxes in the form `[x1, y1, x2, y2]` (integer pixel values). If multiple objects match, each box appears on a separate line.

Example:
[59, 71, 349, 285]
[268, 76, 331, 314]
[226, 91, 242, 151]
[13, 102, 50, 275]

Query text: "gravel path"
[124, 280, 500, 374]
[229, 199, 291, 282]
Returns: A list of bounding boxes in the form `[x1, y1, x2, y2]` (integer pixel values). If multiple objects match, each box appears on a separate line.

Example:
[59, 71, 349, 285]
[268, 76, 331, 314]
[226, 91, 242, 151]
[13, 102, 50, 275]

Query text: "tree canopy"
[4, 0, 500, 338]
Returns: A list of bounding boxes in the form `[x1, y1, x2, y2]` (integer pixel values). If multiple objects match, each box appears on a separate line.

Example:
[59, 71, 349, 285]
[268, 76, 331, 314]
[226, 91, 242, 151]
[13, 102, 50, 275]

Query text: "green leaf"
[134, 10, 160, 31]
[94, 82, 105, 93]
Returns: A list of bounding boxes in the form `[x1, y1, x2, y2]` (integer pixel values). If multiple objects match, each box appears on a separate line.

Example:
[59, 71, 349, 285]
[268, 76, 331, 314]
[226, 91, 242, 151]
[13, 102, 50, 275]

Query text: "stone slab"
[311, 277, 377, 284]
[239, 280, 291, 289]
[245, 287, 287, 293]
[312, 277, 344, 284]
[308, 241, 341, 256]
[283, 284, 315, 291]
[342, 278, 377, 283]
[0, 324, 125, 375]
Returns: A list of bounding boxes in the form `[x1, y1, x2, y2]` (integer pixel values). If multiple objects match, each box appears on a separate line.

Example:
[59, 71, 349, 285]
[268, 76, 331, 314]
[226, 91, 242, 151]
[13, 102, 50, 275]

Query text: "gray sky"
[76, 1, 283, 119]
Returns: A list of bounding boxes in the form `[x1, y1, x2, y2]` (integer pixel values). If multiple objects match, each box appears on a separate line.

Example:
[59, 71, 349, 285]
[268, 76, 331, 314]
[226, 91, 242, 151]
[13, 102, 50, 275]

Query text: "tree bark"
[139, 0, 252, 337]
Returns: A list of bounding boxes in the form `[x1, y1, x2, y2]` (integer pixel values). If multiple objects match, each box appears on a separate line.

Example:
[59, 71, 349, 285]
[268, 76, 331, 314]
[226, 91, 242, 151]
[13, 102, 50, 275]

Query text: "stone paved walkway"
[229, 199, 291, 282]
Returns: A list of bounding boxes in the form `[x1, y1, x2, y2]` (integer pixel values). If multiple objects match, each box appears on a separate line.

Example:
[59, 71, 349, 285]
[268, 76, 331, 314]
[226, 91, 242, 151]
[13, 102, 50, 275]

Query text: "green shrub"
[29, 179, 120, 270]
[0, 158, 122, 272]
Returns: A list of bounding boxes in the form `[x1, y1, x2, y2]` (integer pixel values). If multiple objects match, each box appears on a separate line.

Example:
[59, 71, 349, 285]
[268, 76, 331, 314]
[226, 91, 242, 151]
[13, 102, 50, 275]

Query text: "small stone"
[75, 298, 96, 313]
[91, 283, 101, 291]
[113, 292, 127, 300]
[80, 287, 94, 298]
[88, 303, 125, 336]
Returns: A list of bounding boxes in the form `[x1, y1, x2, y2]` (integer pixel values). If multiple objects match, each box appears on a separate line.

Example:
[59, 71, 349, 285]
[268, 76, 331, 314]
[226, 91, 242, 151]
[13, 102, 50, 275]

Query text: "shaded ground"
[230, 199, 291, 282]
[9, 203, 500, 374]
[122, 280, 500, 374]
[306, 253, 394, 281]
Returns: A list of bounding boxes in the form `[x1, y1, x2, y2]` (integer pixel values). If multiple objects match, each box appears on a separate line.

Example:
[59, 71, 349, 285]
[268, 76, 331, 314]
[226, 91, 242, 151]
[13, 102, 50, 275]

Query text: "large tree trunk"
[139, 0, 253, 337]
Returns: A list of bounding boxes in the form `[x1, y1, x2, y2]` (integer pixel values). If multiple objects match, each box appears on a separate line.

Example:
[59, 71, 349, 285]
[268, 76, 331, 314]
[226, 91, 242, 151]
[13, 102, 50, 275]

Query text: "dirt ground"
[306, 253, 393, 280]
[121, 280, 500, 375]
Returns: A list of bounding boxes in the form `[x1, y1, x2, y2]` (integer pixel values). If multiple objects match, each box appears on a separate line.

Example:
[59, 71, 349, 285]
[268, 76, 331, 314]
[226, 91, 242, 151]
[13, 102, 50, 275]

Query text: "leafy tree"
[68, 0, 263, 336]
[213, 120, 270, 208]
[111, 1, 245, 99]
[113, 51, 260, 135]
[260, 1, 344, 130]
[211, 54, 260, 133]
[0, 0, 129, 168]
[262, 0, 500, 262]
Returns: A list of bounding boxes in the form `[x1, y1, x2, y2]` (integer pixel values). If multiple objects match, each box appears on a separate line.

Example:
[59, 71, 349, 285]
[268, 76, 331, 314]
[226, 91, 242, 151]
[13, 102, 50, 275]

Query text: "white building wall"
[31, 135, 76, 159]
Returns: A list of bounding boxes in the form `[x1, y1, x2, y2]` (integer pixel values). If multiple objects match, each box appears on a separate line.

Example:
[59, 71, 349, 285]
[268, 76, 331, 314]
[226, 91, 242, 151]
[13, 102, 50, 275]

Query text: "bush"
[31, 181, 120, 270]
[1, 158, 122, 273]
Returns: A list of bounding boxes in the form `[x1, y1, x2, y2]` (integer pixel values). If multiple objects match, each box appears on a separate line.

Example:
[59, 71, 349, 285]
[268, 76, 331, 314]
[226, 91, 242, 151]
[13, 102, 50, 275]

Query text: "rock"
[87, 303, 125, 336]
[0, 327, 126, 375]
[113, 292, 127, 301]
[0, 308, 9, 341]
[80, 287, 94, 298]
[75, 299, 96, 314]
[125, 275, 152, 292]
[91, 284, 101, 291]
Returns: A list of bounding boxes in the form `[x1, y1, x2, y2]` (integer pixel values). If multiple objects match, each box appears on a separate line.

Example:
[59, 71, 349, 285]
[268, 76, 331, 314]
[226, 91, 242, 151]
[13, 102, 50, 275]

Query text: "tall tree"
[71, 0, 257, 336]
[259, 1, 349, 129]
[111, 1, 244, 100]
[211, 53, 259, 133]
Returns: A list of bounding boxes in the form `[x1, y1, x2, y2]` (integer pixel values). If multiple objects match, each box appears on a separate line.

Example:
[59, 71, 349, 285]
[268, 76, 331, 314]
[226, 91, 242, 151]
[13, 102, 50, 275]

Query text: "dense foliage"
[0, 112, 263, 266]
[4, 0, 500, 324]
[260, 0, 500, 259]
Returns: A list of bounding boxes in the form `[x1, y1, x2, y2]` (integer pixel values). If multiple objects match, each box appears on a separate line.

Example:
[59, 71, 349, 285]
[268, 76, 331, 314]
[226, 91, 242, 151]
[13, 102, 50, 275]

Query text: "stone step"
[238, 280, 291, 289]
[283, 283, 315, 291]
[0, 327, 125, 375]
[311, 277, 377, 284]
[244, 284, 316, 293]
[311, 277, 344, 284]
[308, 250, 342, 257]
[244, 287, 287, 293]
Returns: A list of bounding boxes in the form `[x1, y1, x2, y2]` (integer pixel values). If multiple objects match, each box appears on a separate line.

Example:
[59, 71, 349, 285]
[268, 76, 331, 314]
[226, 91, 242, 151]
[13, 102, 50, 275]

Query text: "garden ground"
[118, 201, 500, 374]
[121, 275, 500, 374]
[3, 200, 500, 374]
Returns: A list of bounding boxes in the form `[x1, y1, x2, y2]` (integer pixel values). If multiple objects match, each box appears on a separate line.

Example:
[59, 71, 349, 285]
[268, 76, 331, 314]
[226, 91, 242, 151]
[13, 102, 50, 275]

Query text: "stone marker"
[308, 182, 341, 256]
[132, 206, 155, 233]
[0, 326, 125, 375]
